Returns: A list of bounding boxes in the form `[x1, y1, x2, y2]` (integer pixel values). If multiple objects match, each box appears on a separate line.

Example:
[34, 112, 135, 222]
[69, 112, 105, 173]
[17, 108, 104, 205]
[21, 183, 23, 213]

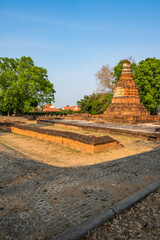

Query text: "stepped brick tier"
[0, 122, 122, 154]
[104, 60, 149, 116]
[37, 119, 160, 141]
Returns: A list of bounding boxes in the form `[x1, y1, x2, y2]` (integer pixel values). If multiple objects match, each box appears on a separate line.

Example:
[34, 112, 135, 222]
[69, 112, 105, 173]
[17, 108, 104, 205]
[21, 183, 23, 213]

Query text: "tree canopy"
[0, 56, 55, 115]
[77, 93, 113, 115]
[134, 58, 160, 114]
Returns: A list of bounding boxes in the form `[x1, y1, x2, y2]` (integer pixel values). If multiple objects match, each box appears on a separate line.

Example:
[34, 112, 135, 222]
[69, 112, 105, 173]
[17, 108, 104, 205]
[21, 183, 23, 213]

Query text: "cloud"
[1, 10, 113, 32]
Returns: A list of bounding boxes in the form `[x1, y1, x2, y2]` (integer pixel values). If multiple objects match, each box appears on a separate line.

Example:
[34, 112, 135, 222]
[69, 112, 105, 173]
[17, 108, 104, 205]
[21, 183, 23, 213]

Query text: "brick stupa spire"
[104, 60, 149, 116]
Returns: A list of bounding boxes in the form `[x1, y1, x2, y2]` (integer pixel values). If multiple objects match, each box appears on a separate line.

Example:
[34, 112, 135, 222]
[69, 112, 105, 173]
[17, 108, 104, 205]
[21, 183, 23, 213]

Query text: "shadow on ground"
[0, 136, 160, 239]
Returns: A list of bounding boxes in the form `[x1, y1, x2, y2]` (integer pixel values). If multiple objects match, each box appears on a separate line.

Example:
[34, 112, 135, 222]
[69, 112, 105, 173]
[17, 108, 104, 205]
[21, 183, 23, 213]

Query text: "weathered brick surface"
[0, 144, 159, 239]
[95, 114, 160, 124]
[104, 60, 149, 117]
[0, 123, 121, 153]
[37, 119, 160, 141]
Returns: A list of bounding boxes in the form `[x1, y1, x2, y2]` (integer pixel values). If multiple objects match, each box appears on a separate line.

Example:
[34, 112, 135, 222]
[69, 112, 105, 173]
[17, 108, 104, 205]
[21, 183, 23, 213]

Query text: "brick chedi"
[104, 60, 149, 116]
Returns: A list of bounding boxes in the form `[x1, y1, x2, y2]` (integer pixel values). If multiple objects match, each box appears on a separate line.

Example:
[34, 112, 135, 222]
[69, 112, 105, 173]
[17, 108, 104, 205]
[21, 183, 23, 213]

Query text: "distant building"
[43, 104, 60, 112]
[61, 106, 81, 112]
[43, 104, 53, 109]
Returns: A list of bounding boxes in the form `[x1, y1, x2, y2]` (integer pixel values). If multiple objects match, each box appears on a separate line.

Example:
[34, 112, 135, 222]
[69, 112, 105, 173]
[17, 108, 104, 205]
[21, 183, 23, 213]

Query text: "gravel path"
[82, 188, 160, 240]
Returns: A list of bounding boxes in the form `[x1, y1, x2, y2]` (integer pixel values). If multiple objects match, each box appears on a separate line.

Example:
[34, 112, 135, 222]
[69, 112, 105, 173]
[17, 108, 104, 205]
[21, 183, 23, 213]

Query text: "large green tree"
[0, 56, 55, 115]
[134, 58, 160, 114]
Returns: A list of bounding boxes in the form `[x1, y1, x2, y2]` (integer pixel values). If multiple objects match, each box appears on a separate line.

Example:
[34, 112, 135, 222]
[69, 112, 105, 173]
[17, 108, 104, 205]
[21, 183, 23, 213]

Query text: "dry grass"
[41, 125, 106, 136]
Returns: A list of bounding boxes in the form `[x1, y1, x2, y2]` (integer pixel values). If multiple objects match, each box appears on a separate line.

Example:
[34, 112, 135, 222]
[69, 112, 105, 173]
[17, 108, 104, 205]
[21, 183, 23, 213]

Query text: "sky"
[0, 0, 160, 108]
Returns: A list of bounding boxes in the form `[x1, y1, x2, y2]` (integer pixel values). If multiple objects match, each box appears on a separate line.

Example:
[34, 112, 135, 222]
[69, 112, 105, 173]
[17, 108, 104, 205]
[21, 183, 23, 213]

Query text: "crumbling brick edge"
[52, 180, 160, 240]
[38, 119, 160, 141]
[0, 122, 118, 146]
[0, 122, 122, 153]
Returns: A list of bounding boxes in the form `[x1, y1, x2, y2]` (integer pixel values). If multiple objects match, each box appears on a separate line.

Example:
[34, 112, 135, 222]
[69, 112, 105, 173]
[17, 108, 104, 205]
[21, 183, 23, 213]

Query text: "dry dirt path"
[0, 137, 160, 239]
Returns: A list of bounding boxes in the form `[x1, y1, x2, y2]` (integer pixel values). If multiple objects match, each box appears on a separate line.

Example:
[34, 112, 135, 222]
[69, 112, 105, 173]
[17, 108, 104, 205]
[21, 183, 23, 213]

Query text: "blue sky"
[1, 0, 160, 108]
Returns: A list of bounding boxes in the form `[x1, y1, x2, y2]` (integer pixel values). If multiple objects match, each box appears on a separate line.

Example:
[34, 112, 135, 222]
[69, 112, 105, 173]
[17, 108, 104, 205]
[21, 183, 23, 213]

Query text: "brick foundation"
[37, 120, 160, 141]
[0, 123, 121, 154]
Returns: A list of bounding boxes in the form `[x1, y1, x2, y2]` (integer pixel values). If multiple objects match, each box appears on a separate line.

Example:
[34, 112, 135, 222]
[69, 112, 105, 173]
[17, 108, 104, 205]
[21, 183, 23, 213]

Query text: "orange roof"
[43, 104, 52, 109]
[43, 107, 60, 112]
[62, 106, 81, 111]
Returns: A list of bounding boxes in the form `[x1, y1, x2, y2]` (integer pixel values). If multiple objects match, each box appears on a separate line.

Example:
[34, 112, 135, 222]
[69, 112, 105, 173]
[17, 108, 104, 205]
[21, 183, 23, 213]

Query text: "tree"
[95, 64, 114, 93]
[0, 56, 55, 115]
[77, 93, 113, 114]
[77, 94, 96, 113]
[91, 100, 101, 115]
[134, 58, 160, 114]
[102, 93, 113, 111]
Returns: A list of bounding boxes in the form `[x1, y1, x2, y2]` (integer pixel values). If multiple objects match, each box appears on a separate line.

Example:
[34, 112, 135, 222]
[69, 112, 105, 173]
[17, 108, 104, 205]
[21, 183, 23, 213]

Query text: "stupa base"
[98, 114, 160, 124]
[104, 103, 150, 116]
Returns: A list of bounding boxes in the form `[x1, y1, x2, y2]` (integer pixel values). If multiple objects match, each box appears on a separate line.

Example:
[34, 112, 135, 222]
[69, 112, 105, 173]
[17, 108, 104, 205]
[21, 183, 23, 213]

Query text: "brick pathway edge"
[52, 180, 160, 240]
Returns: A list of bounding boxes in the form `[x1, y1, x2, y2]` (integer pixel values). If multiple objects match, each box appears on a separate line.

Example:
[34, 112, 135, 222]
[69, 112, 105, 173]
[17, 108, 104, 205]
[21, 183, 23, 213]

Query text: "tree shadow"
[0, 133, 160, 239]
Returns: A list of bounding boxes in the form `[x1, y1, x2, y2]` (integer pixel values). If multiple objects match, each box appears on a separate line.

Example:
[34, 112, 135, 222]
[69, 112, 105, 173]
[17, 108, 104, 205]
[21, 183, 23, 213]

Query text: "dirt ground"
[0, 116, 160, 167]
[82, 188, 160, 240]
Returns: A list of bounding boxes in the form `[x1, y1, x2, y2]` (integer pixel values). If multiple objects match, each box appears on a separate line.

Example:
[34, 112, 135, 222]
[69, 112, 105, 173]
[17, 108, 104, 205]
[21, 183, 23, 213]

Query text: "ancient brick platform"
[95, 114, 160, 124]
[38, 113, 160, 125]
[37, 119, 160, 141]
[0, 123, 121, 153]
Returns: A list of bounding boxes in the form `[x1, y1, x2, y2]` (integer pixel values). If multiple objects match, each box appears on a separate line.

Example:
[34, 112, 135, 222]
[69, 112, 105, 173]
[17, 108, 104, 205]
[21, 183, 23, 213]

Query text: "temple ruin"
[104, 60, 149, 116]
